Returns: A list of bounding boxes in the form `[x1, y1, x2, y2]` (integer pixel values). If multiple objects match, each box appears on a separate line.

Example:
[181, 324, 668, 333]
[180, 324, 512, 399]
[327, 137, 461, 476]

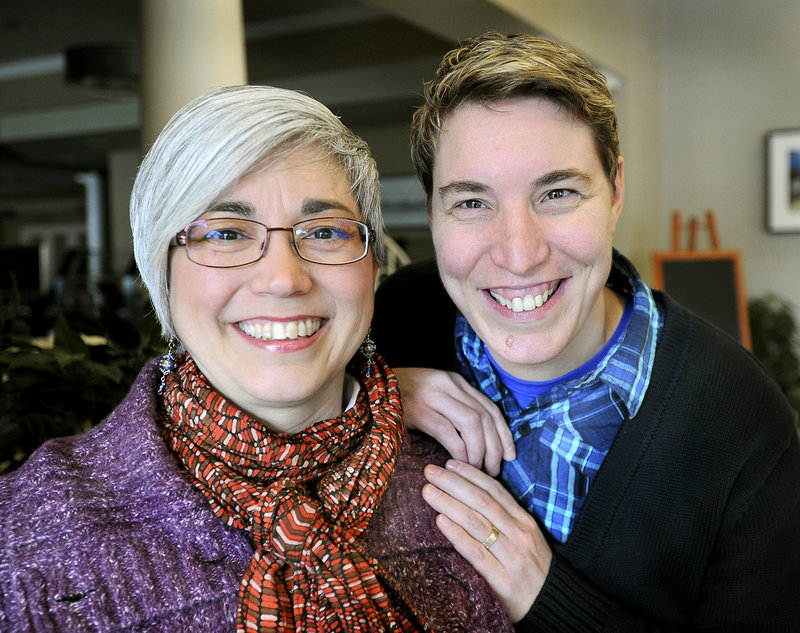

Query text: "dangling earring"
[158, 338, 179, 394]
[360, 329, 376, 378]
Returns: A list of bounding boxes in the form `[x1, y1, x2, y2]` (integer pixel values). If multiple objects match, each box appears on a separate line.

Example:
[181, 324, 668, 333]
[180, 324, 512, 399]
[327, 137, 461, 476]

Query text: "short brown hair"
[411, 31, 620, 199]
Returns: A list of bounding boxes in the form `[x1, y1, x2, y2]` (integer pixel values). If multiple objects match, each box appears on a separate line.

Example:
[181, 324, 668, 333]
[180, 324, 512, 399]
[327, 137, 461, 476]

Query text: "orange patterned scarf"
[161, 352, 429, 633]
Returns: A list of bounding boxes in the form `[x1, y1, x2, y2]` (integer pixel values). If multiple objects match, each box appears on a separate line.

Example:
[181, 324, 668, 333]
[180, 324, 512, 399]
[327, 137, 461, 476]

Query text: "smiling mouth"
[488, 283, 560, 313]
[237, 318, 322, 341]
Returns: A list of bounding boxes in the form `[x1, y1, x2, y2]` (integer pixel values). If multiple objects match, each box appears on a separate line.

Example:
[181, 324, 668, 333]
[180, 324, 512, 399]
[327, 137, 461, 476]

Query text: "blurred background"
[2, 0, 799, 470]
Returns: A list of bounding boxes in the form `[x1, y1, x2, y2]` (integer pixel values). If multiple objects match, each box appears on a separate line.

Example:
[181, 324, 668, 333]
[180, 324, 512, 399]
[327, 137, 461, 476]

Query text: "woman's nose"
[488, 205, 549, 275]
[248, 230, 312, 296]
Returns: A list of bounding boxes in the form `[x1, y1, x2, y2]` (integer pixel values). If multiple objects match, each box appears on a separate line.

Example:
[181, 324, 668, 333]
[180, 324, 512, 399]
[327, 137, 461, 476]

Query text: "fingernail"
[424, 464, 442, 479]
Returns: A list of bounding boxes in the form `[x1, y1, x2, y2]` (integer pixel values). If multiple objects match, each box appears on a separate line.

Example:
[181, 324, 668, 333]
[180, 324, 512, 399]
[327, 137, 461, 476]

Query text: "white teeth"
[238, 318, 322, 341]
[523, 295, 535, 310]
[489, 286, 557, 313]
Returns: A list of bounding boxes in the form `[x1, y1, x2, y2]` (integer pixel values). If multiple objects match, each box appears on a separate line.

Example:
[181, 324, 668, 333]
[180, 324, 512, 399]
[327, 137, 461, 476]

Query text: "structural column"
[139, 0, 247, 149]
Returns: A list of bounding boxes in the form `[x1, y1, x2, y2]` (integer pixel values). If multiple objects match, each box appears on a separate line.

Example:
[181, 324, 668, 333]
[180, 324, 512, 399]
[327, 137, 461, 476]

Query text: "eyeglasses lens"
[184, 219, 264, 268]
[294, 218, 368, 265]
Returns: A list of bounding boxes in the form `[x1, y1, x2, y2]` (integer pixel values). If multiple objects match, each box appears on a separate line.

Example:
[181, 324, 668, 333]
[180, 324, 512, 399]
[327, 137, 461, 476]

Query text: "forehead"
[201, 146, 361, 226]
[228, 147, 353, 199]
[244, 146, 348, 185]
[433, 97, 600, 182]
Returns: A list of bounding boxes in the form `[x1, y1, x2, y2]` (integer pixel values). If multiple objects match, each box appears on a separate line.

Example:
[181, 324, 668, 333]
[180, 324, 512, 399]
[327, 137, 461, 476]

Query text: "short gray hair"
[130, 85, 383, 339]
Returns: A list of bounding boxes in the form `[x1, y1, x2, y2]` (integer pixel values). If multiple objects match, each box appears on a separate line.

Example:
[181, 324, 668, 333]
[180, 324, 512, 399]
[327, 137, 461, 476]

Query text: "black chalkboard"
[653, 251, 751, 349]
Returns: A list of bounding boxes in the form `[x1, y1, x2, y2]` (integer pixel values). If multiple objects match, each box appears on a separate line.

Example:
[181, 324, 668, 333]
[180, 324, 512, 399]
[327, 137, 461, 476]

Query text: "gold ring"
[481, 525, 499, 549]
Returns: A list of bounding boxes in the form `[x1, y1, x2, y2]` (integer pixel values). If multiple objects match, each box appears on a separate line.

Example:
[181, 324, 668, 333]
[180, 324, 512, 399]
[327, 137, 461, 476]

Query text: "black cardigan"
[373, 259, 800, 632]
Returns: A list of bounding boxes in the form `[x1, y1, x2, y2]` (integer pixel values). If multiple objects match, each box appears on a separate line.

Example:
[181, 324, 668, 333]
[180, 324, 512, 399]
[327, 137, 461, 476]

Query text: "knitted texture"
[365, 431, 513, 633]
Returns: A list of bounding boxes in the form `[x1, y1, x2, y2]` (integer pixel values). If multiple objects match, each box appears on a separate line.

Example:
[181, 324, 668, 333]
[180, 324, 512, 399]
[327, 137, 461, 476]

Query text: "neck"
[240, 373, 358, 435]
[551, 286, 626, 379]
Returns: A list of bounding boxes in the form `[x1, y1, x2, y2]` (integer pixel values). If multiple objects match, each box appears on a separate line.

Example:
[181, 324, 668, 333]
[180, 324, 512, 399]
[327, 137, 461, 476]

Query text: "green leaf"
[6, 352, 58, 374]
[53, 350, 89, 369]
[53, 314, 88, 357]
[83, 360, 124, 383]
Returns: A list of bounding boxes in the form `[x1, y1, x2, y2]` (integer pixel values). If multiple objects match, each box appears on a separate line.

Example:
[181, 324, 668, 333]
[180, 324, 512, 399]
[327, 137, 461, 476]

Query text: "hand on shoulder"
[394, 367, 515, 476]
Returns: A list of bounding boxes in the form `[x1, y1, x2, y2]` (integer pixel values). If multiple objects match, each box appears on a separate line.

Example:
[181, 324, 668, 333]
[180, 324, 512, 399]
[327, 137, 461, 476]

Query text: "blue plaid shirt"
[455, 250, 662, 543]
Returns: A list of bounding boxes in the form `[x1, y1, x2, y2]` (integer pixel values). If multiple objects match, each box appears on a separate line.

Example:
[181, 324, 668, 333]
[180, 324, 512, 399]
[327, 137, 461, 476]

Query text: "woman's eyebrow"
[205, 200, 255, 217]
[203, 198, 356, 218]
[437, 180, 488, 199]
[300, 198, 355, 216]
[534, 169, 593, 188]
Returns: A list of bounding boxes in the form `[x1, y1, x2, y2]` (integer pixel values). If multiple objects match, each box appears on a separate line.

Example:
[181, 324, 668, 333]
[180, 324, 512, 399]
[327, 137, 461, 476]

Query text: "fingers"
[429, 376, 490, 468]
[458, 379, 516, 473]
[485, 397, 516, 463]
[422, 461, 516, 577]
[423, 460, 515, 523]
[393, 367, 514, 475]
[409, 411, 471, 462]
[422, 472, 505, 583]
[434, 511, 503, 573]
[422, 460, 552, 622]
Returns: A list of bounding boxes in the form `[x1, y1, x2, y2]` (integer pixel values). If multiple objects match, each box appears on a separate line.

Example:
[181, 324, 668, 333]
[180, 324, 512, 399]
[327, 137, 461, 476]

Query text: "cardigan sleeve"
[0, 363, 250, 633]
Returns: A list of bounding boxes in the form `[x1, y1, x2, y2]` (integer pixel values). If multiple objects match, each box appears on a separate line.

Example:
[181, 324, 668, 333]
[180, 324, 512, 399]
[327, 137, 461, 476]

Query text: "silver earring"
[360, 329, 376, 378]
[158, 339, 179, 394]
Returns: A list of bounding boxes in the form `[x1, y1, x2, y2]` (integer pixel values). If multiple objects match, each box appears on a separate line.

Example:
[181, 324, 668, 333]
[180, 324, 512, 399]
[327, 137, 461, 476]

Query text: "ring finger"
[422, 465, 504, 554]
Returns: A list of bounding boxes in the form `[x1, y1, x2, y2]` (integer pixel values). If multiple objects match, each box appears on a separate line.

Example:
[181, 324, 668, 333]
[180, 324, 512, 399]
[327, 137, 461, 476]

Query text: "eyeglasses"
[174, 217, 374, 268]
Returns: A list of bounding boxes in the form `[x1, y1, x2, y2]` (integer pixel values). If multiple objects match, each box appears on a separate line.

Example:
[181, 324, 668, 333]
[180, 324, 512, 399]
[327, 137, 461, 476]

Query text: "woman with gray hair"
[0, 86, 511, 633]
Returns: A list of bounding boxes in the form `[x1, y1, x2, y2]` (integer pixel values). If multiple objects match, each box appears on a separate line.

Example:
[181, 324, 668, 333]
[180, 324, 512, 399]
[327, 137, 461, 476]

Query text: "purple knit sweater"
[0, 361, 511, 633]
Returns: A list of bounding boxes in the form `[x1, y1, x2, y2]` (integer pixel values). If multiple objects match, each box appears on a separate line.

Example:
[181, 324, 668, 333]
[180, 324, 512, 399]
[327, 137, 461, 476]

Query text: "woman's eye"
[206, 228, 244, 241]
[448, 198, 493, 222]
[456, 199, 486, 209]
[539, 189, 582, 212]
[543, 189, 572, 201]
[308, 227, 348, 241]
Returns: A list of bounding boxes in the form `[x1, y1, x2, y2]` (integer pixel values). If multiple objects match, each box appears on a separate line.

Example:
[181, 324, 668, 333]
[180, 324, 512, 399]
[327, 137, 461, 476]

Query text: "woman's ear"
[610, 156, 625, 230]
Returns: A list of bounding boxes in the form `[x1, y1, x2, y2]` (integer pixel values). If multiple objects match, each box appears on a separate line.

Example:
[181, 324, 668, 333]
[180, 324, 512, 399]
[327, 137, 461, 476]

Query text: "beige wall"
[658, 0, 800, 312]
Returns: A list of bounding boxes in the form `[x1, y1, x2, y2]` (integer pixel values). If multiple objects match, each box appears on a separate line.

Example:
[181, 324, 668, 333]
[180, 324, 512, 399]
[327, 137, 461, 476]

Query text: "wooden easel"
[671, 209, 720, 252]
[654, 210, 752, 350]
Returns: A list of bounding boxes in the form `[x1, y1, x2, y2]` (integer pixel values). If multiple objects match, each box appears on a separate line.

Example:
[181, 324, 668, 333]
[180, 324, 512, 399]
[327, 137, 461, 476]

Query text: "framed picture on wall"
[766, 128, 800, 233]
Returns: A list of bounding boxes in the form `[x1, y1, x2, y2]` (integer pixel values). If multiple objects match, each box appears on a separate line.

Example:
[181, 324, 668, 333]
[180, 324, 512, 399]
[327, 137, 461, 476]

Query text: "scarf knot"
[254, 487, 339, 569]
